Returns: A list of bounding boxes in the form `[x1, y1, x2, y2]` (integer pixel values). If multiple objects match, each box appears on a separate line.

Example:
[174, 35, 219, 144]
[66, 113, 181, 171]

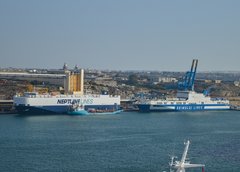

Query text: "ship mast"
[169, 140, 205, 172]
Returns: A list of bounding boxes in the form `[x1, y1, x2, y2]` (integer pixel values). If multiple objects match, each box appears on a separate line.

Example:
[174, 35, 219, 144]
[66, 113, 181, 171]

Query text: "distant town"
[1, 63, 240, 113]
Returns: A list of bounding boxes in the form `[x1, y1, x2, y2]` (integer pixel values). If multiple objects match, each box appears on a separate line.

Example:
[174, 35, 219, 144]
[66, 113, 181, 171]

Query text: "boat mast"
[180, 140, 190, 164]
[169, 140, 205, 172]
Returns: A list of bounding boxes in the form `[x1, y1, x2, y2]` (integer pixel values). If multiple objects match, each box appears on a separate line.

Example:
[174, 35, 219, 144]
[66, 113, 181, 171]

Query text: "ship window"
[183, 102, 186, 104]
[171, 102, 174, 104]
[157, 102, 162, 105]
[24, 92, 37, 97]
[201, 102, 204, 104]
[164, 102, 167, 104]
[176, 102, 182, 104]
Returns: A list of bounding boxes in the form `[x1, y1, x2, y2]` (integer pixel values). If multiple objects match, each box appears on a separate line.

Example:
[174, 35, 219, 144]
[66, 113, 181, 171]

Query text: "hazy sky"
[0, 0, 240, 71]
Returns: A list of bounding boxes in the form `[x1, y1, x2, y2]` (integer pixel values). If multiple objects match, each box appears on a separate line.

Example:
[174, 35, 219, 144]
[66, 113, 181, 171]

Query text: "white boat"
[169, 140, 205, 172]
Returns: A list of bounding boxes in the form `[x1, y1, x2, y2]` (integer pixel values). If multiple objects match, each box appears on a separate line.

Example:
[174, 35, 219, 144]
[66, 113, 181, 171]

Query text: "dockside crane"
[178, 59, 198, 91]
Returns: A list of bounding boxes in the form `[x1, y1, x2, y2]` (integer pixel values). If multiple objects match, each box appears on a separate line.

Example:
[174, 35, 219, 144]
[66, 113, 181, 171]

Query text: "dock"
[230, 105, 240, 111]
[0, 100, 15, 114]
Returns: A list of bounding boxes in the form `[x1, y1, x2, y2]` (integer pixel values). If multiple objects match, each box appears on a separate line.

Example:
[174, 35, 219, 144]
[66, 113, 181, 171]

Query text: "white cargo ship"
[14, 92, 121, 114]
[13, 69, 121, 114]
[137, 59, 230, 112]
[137, 90, 230, 112]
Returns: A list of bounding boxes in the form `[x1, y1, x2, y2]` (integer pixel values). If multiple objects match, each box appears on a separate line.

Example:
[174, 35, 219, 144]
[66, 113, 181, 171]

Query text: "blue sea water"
[0, 111, 240, 172]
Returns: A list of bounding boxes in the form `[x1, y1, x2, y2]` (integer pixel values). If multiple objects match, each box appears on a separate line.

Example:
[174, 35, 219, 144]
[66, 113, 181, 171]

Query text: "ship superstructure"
[14, 69, 121, 114]
[137, 59, 230, 112]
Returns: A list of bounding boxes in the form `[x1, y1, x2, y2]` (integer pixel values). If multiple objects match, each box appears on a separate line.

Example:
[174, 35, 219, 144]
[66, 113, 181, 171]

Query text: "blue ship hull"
[137, 104, 230, 112]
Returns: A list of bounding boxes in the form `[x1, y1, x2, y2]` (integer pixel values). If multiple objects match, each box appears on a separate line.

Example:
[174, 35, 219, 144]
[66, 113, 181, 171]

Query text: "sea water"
[0, 111, 239, 172]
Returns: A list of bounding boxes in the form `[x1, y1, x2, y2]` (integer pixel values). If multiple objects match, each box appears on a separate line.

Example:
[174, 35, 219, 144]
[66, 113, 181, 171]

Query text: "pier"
[0, 100, 14, 114]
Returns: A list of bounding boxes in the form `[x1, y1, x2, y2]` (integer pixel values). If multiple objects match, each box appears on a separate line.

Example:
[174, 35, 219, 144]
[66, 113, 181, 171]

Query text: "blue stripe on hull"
[15, 106, 62, 115]
[137, 104, 230, 112]
[137, 104, 151, 112]
[15, 104, 121, 115]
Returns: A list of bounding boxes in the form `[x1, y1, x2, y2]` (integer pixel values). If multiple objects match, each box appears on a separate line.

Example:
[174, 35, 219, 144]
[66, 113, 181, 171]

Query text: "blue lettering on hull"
[138, 104, 229, 112]
[57, 99, 94, 105]
[175, 105, 205, 111]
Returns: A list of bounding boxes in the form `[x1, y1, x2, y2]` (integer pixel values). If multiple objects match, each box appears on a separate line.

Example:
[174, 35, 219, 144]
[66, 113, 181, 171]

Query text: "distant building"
[0, 95, 6, 99]
[215, 80, 222, 84]
[85, 74, 97, 81]
[150, 76, 178, 83]
[63, 63, 68, 71]
[159, 77, 178, 83]
[74, 65, 79, 71]
[205, 80, 212, 83]
[94, 77, 117, 87]
[234, 81, 240, 87]
[0, 72, 65, 85]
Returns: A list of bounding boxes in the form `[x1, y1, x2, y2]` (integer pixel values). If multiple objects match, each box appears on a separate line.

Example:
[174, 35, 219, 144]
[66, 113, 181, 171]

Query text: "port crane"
[178, 59, 198, 91]
[169, 140, 205, 172]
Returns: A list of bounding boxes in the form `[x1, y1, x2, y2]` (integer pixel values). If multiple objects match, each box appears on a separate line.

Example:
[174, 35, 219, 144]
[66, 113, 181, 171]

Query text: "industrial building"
[64, 69, 84, 95]
[0, 72, 65, 85]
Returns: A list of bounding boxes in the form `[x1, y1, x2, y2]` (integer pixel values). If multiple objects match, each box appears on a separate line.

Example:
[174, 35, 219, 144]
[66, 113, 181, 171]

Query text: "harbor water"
[0, 111, 240, 172]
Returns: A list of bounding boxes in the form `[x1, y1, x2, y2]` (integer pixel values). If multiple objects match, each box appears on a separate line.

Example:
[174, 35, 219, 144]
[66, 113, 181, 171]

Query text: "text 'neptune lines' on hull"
[14, 92, 121, 115]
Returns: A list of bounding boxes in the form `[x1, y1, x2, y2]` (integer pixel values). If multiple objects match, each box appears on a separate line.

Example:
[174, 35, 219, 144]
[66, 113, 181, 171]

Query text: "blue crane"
[178, 59, 198, 91]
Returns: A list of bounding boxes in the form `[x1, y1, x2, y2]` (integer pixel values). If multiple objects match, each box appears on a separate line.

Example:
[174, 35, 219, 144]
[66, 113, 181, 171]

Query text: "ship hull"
[137, 104, 231, 112]
[14, 94, 121, 115]
[15, 104, 121, 115]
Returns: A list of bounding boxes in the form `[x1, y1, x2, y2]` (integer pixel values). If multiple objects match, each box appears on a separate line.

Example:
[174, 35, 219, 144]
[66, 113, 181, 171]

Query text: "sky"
[0, 0, 240, 71]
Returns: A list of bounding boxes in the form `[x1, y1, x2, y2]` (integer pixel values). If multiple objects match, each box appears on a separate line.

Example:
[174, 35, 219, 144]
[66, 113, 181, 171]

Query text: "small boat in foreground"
[169, 140, 205, 172]
[67, 104, 88, 115]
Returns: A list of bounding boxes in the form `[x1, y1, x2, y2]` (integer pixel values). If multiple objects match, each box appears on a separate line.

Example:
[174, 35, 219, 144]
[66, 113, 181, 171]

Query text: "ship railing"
[211, 97, 228, 101]
[21, 93, 120, 99]
[38, 95, 52, 98]
[27, 95, 36, 98]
